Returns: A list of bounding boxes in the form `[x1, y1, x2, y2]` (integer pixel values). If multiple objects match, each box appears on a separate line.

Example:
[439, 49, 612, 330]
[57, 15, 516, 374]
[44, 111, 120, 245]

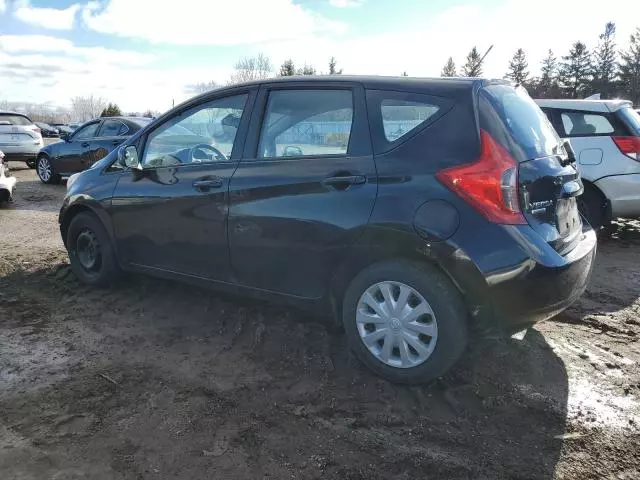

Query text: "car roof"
[535, 98, 633, 113]
[0, 110, 30, 116]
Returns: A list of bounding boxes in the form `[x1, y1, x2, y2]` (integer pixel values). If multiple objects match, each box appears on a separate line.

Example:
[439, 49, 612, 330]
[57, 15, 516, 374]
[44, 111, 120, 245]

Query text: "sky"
[1, 0, 639, 113]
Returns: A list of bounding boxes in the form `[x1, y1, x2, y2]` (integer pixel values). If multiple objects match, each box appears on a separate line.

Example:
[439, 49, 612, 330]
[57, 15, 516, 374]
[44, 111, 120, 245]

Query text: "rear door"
[228, 83, 377, 299]
[58, 121, 101, 173]
[479, 85, 583, 253]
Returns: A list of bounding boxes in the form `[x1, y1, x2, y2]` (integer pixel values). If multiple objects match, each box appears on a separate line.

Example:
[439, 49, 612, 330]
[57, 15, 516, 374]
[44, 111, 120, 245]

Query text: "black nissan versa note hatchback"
[59, 76, 596, 384]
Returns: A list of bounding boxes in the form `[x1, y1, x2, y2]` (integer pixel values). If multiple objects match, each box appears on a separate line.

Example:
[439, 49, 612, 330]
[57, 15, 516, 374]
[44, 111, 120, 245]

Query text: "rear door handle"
[193, 178, 224, 189]
[322, 175, 366, 188]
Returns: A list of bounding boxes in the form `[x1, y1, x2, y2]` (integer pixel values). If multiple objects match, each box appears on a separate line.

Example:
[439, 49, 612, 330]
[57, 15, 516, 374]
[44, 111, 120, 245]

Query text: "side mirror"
[563, 139, 577, 165]
[283, 145, 303, 157]
[118, 145, 140, 169]
[60, 131, 69, 142]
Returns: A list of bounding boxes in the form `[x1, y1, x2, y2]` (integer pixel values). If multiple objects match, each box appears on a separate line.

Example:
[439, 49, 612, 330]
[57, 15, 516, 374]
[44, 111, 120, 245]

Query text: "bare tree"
[187, 81, 219, 95]
[228, 53, 273, 84]
[70, 95, 107, 122]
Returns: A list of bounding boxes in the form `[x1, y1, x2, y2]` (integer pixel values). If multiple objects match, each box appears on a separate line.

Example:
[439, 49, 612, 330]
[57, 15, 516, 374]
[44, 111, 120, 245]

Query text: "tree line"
[441, 23, 640, 105]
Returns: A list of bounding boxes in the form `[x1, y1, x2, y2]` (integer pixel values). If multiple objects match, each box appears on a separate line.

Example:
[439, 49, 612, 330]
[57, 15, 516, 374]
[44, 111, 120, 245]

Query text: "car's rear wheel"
[578, 183, 606, 230]
[25, 158, 36, 169]
[37, 155, 60, 184]
[67, 212, 120, 287]
[342, 260, 468, 384]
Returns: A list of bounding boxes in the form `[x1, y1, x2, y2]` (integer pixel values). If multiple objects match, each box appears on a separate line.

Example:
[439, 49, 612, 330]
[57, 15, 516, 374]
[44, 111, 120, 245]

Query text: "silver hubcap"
[356, 281, 438, 369]
[38, 158, 51, 181]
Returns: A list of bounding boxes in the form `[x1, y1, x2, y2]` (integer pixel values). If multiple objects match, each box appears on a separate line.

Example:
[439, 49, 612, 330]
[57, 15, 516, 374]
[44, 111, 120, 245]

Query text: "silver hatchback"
[0, 111, 44, 168]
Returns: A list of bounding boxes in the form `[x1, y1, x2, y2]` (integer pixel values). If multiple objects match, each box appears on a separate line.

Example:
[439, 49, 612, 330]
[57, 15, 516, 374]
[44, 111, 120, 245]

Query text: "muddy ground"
[1, 164, 640, 479]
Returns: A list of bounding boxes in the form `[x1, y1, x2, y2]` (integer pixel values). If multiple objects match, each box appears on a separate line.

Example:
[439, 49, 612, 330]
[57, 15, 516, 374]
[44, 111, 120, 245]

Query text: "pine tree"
[328, 57, 342, 75]
[100, 103, 111, 117]
[441, 57, 457, 77]
[279, 59, 296, 76]
[619, 27, 640, 106]
[559, 41, 593, 98]
[505, 48, 529, 85]
[297, 64, 316, 75]
[593, 22, 618, 98]
[536, 49, 562, 98]
[462, 47, 483, 77]
[109, 103, 122, 116]
[401, 71, 408, 76]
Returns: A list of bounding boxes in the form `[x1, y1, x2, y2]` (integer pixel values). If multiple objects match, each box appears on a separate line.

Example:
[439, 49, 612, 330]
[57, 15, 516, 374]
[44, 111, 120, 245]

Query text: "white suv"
[0, 111, 44, 168]
[536, 99, 640, 228]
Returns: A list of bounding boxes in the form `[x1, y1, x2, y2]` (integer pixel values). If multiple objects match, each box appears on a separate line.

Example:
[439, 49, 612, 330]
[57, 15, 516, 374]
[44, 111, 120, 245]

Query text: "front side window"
[561, 112, 614, 136]
[258, 89, 353, 158]
[73, 123, 100, 139]
[142, 94, 247, 168]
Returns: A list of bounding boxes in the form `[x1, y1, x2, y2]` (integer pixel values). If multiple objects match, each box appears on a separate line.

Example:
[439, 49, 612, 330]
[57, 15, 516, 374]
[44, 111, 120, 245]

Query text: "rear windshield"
[131, 118, 153, 127]
[0, 114, 32, 126]
[479, 85, 563, 162]
[618, 107, 640, 135]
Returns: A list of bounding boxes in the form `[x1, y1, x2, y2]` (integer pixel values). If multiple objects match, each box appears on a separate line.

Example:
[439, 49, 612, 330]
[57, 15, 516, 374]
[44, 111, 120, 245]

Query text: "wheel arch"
[60, 200, 115, 249]
[327, 227, 489, 326]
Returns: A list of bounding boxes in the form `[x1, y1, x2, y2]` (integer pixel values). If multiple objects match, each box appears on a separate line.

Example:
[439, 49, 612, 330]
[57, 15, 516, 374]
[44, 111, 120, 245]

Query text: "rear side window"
[0, 114, 32, 126]
[380, 99, 440, 142]
[617, 107, 640, 135]
[99, 119, 126, 137]
[258, 89, 353, 159]
[479, 85, 562, 162]
[561, 112, 614, 136]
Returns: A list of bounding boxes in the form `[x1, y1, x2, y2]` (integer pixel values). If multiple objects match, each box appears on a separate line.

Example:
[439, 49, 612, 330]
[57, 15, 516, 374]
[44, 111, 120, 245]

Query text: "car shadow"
[0, 263, 569, 479]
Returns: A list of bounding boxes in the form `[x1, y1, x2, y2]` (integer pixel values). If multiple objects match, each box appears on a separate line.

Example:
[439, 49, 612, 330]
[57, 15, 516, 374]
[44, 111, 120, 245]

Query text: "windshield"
[618, 107, 640, 135]
[479, 84, 562, 162]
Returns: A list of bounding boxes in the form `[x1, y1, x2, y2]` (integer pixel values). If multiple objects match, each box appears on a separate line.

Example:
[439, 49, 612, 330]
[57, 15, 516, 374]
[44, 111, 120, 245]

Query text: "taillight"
[436, 129, 526, 224]
[612, 136, 640, 160]
[30, 125, 42, 137]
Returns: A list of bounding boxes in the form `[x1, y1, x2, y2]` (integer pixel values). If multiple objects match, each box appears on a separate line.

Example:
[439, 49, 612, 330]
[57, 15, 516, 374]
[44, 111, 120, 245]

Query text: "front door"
[228, 84, 377, 299]
[58, 121, 101, 174]
[109, 91, 254, 281]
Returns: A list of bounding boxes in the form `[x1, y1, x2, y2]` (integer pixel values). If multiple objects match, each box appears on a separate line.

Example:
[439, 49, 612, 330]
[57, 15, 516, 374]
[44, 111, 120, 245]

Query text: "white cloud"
[82, 0, 347, 45]
[0, 0, 6, 14]
[0, 35, 154, 66]
[329, 0, 365, 7]
[14, 0, 80, 30]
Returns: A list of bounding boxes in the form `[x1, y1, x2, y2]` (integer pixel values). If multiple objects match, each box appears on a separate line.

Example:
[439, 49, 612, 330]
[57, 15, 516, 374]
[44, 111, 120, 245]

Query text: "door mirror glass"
[60, 131, 69, 141]
[119, 145, 140, 168]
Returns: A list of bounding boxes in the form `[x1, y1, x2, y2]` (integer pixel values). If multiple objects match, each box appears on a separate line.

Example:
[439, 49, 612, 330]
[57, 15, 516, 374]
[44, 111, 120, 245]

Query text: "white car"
[536, 99, 640, 228]
[0, 150, 17, 204]
[0, 111, 44, 169]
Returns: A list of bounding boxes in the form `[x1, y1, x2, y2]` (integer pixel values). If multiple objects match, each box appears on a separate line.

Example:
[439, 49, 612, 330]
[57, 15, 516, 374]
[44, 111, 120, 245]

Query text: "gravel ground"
[1, 165, 639, 479]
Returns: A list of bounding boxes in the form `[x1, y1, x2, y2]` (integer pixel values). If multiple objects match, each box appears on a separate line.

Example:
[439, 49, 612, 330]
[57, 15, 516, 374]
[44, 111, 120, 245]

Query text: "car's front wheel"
[67, 212, 120, 287]
[36, 155, 60, 184]
[342, 260, 468, 384]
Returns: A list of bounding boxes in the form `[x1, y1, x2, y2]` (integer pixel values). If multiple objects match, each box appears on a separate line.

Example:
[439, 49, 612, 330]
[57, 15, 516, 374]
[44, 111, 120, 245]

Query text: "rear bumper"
[0, 143, 42, 161]
[595, 174, 640, 218]
[446, 224, 597, 331]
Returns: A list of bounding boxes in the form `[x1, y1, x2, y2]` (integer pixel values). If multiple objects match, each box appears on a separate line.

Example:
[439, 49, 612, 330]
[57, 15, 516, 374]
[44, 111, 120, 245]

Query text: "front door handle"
[322, 175, 366, 189]
[193, 177, 224, 190]
[81, 142, 90, 148]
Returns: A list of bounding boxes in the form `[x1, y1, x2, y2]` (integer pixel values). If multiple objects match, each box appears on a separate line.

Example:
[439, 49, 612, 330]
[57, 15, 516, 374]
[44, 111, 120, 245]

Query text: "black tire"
[67, 212, 120, 287]
[342, 260, 468, 385]
[36, 155, 61, 185]
[578, 183, 606, 230]
[25, 158, 36, 169]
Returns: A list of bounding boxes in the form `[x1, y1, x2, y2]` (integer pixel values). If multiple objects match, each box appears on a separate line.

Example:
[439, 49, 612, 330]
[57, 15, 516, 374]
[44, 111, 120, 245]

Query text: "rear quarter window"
[617, 107, 640, 135]
[366, 90, 453, 153]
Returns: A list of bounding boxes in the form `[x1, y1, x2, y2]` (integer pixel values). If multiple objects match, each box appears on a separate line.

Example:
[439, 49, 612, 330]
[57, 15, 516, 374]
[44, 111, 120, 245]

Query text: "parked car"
[0, 150, 17, 204]
[0, 111, 43, 168]
[59, 76, 596, 384]
[52, 124, 75, 135]
[536, 99, 640, 229]
[34, 122, 59, 138]
[36, 116, 152, 184]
